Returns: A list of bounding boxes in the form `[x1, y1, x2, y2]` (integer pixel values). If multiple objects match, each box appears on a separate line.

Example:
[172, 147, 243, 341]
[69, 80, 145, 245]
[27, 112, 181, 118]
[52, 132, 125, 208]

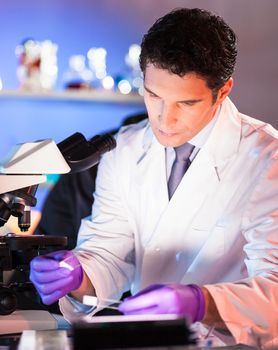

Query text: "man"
[30, 8, 278, 346]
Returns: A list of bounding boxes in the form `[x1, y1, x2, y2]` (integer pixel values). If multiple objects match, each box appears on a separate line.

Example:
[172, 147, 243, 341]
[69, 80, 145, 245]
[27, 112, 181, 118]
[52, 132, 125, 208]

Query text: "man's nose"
[159, 102, 177, 127]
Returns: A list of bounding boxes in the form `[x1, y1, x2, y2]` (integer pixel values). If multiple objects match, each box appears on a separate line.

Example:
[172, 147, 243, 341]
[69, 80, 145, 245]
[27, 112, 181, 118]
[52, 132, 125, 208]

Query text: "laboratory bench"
[0, 311, 259, 350]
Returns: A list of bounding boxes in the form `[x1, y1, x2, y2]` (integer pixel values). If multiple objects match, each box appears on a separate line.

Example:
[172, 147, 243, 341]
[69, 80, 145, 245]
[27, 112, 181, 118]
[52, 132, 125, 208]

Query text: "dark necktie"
[168, 143, 195, 199]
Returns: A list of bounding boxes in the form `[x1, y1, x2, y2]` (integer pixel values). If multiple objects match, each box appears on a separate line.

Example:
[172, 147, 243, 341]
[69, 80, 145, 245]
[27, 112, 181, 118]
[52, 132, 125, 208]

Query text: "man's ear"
[217, 78, 234, 103]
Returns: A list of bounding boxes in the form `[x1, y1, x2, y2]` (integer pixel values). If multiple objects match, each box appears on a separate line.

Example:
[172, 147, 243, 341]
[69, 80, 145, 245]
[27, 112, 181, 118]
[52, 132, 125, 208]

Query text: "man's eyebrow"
[178, 98, 203, 104]
[144, 85, 203, 104]
[144, 85, 159, 96]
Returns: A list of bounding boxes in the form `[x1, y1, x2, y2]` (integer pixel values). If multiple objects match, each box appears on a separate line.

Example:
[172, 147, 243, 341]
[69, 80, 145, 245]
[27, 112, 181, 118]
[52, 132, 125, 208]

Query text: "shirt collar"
[188, 105, 221, 148]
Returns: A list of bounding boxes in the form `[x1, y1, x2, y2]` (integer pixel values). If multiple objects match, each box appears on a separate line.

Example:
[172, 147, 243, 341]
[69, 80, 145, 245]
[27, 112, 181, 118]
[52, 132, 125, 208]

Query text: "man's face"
[144, 64, 232, 147]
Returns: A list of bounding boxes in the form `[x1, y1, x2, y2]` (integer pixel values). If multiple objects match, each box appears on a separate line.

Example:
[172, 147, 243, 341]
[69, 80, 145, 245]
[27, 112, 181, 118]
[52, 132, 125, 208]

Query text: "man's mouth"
[158, 129, 178, 137]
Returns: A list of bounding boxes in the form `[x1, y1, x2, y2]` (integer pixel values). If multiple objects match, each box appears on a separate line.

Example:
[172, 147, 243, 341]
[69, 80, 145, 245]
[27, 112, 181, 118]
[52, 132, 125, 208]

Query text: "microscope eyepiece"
[58, 132, 116, 173]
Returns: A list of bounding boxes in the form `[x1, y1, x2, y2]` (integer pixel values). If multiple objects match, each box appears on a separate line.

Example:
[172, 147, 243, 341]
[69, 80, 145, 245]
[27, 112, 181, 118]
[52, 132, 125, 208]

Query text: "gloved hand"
[118, 283, 205, 323]
[30, 250, 83, 305]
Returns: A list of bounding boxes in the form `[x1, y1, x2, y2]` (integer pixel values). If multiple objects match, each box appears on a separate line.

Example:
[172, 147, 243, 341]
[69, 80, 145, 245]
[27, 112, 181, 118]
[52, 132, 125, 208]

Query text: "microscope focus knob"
[0, 287, 17, 315]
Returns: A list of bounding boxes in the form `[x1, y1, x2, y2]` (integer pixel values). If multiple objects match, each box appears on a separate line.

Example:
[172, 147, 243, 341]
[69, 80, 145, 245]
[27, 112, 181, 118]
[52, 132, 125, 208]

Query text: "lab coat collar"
[201, 97, 241, 166]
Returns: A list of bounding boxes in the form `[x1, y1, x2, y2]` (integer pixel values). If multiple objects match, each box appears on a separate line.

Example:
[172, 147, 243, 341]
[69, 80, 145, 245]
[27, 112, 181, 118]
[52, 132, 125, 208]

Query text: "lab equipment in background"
[63, 48, 113, 90]
[113, 44, 143, 96]
[63, 43, 143, 95]
[15, 39, 58, 91]
[14, 39, 144, 94]
[124, 43, 143, 95]
[63, 55, 93, 90]
[87, 47, 115, 90]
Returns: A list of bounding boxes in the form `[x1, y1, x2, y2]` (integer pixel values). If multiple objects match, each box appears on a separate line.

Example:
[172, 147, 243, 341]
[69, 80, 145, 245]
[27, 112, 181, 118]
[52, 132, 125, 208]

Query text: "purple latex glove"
[30, 250, 83, 305]
[118, 284, 205, 323]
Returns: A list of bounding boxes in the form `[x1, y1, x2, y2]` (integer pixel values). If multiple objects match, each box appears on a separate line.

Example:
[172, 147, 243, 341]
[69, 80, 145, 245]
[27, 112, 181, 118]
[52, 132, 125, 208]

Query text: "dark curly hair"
[140, 8, 237, 96]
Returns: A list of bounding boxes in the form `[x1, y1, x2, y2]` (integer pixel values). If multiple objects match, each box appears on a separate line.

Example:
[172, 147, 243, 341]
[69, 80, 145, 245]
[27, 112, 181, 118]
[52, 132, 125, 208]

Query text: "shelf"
[0, 89, 144, 105]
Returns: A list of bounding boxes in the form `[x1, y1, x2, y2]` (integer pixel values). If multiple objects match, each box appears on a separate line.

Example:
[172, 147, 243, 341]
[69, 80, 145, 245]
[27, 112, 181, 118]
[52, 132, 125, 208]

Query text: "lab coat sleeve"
[205, 147, 278, 347]
[59, 136, 136, 322]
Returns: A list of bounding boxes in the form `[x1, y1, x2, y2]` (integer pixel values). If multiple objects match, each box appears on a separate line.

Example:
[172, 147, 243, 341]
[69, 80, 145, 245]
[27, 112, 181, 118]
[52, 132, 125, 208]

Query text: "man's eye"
[180, 102, 195, 107]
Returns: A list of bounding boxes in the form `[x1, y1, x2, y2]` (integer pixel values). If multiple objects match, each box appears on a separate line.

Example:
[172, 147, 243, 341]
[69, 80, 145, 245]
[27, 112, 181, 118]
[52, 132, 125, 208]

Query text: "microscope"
[0, 132, 116, 315]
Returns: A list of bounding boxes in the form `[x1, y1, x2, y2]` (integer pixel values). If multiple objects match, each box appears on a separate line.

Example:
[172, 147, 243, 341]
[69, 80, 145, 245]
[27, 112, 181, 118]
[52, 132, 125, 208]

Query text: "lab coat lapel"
[133, 127, 169, 241]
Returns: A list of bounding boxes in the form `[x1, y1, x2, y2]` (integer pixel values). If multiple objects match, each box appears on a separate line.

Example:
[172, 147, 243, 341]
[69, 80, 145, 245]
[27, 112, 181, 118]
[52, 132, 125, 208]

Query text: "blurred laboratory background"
[0, 0, 277, 157]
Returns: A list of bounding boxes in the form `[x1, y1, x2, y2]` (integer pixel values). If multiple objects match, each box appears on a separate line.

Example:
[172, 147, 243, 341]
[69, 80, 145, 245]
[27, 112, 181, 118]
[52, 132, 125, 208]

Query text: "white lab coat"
[60, 98, 278, 346]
